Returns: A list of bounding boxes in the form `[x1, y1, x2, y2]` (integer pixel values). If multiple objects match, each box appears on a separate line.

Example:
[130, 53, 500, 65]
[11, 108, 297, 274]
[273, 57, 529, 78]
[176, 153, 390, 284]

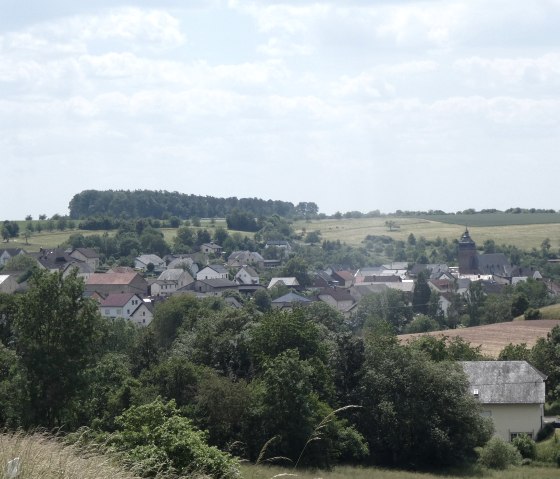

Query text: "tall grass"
[0, 431, 140, 479]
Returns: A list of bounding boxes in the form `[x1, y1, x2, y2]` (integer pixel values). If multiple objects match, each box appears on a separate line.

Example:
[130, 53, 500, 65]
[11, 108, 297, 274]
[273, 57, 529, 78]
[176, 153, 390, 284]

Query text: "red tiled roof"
[87, 272, 140, 285]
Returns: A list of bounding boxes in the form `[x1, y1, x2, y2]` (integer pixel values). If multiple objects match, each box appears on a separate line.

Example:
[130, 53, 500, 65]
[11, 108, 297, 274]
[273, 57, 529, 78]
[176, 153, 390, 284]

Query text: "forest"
[68, 190, 318, 220]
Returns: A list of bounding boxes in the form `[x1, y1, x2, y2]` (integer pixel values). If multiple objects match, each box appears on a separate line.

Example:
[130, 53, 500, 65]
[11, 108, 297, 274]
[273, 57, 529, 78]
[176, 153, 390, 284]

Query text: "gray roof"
[461, 361, 546, 405]
[158, 268, 192, 282]
[197, 278, 237, 288]
[272, 292, 312, 304]
[476, 253, 511, 276]
[206, 264, 228, 274]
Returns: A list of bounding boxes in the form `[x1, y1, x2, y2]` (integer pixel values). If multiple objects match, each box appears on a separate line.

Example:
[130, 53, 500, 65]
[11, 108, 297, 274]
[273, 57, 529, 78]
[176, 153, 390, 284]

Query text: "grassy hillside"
[295, 217, 560, 251]
[418, 213, 560, 227]
[399, 320, 560, 358]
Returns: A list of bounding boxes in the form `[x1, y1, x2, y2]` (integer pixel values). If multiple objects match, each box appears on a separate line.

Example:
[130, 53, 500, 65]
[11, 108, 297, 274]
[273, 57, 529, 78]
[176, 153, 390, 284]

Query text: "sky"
[1, 0, 560, 219]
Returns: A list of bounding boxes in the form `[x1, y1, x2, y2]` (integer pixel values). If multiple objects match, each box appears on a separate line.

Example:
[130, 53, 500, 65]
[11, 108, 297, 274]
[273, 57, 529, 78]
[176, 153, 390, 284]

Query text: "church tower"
[458, 228, 478, 274]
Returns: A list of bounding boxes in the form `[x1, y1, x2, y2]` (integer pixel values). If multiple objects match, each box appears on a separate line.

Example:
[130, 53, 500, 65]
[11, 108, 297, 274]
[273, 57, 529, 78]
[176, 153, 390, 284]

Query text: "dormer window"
[473, 388, 479, 398]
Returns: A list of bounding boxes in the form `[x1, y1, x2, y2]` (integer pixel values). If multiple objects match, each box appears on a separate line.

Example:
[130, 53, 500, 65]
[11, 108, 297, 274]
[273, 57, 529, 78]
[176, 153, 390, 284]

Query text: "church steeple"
[458, 228, 477, 274]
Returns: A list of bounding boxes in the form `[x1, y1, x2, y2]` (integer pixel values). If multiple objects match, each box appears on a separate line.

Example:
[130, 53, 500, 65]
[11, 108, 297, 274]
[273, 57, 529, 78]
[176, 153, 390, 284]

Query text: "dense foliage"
[0, 271, 499, 474]
[69, 189, 306, 220]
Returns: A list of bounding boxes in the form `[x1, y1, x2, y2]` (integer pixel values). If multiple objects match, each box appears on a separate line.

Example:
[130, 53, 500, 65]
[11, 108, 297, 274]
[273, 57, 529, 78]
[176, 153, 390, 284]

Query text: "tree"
[304, 230, 322, 244]
[464, 281, 486, 327]
[353, 289, 412, 333]
[281, 257, 311, 287]
[412, 271, 431, 314]
[13, 269, 103, 427]
[1, 221, 19, 242]
[358, 334, 492, 469]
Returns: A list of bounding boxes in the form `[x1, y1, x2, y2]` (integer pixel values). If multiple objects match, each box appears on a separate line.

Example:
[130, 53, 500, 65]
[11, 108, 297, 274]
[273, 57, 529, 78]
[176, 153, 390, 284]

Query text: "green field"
[295, 217, 560, 251]
[241, 463, 560, 479]
[417, 213, 560, 227]
[7, 215, 560, 254]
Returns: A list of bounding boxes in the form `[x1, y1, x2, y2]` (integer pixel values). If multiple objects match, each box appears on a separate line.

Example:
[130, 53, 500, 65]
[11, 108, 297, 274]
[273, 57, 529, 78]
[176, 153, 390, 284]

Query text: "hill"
[295, 217, 560, 250]
[399, 319, 560, 357]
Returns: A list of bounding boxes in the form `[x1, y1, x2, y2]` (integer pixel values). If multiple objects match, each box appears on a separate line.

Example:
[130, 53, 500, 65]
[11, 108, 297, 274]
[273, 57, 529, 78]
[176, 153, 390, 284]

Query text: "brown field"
[399, 319, 560, 357]
[295, 217, 560, 251]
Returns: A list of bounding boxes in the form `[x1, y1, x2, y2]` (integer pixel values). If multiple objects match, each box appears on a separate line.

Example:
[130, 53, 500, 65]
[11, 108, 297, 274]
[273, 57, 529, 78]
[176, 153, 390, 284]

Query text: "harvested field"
[399, 319, 560, 357]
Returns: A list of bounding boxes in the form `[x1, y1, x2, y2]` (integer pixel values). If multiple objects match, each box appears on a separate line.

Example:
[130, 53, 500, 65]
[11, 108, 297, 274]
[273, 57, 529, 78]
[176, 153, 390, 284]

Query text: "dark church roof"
[459, 228, 475, 245]
[476, 253, 512, 276]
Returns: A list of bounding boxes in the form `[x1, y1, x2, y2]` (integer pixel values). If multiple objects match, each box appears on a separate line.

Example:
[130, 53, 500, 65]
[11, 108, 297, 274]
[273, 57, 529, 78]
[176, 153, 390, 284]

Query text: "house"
[85, 271, 149, 297]
[0, 248, 26, 267]
[0, 274, 18, 294]
[312, 271, 336, 288]
[190, 278, 238, 296]
[235, 266, 259, 285]
[331, 270, 354, 287]
[316, 288, 355, 312]
[461, 361, 546, 441]
[99, 292, 153, 326]
[61, 261, 95, 280]
[272, 291, 312, 310]
[197, 264, 229, 280]
[264, 240, 292, 257]
[200, 242, 223, 256]
[130, 301, 154, 326]
[31, 248, 80, 272]
[166, 255, 199, 275]
[135, 254, 165, 272]
[227, 251, 264, 269]
[69, 248, 100, 270]
[268, 277, 300, 289]
[151, 268, 194, 296]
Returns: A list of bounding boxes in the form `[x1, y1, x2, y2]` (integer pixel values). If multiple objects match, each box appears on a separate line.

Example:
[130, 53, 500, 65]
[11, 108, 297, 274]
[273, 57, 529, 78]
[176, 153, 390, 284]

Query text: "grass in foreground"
[241, 463, 559, 479]
[0, 431, 140, 479]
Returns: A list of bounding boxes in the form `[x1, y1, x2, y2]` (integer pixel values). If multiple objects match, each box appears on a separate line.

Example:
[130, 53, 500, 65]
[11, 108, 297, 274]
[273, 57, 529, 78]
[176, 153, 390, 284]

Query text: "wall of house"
[482, 403, 543, 441]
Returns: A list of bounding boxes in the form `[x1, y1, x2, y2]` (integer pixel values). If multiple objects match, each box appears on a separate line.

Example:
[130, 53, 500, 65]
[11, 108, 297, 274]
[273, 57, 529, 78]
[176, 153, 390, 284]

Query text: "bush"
[524, 308, 542, 320]
[512, 434, 536, 459]
[536, 422, 556, 442]
[107, 399, 239, 478]
[478, 436, 522, 469]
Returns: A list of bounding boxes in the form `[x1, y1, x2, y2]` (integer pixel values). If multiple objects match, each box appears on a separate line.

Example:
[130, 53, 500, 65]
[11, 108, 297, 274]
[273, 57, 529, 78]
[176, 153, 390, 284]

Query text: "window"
[511, 432, 533, 441]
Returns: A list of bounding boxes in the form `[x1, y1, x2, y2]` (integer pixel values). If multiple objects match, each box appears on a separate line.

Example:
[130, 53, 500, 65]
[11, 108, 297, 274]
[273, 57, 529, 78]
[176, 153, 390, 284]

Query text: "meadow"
[8, 215, 560, 254]
[241, 463, 560, 479]
[2, 432, 559, 479]
[295, 217, 560, 251]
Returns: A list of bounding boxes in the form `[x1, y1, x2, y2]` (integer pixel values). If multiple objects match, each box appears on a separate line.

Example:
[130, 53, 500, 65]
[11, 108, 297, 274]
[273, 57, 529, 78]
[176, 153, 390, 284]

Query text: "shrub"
[524, 308, 541, 320]
[478, 436, 522, 469]
[512, 434, 536, 459]
[536, 422, 556, 442]
[107, 399, 239, 478]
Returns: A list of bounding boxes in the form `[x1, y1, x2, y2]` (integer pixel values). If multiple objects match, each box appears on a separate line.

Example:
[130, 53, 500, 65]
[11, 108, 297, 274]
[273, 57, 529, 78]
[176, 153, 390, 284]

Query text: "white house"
[69, 248, 100, 270]
[461, 361, 547, 441]
[0, 274, 18, 294]
[196, 264, 228, 280]
[235, 266, 259, 285]
[151, 268, 194, 296]
[227, 251, 264, 269]
[99, 292, 153, 326]
[135, 254, 165, 272]
[0, 248, 26, 267]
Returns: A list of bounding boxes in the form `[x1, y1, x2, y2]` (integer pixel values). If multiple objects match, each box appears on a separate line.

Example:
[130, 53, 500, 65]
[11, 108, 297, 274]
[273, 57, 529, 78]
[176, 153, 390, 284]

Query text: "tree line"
[68, 190, 318, 220]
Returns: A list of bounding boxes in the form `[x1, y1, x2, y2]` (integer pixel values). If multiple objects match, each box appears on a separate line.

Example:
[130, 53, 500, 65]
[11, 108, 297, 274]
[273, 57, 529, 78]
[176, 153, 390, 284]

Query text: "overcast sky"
[2, 0, 560, 219]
